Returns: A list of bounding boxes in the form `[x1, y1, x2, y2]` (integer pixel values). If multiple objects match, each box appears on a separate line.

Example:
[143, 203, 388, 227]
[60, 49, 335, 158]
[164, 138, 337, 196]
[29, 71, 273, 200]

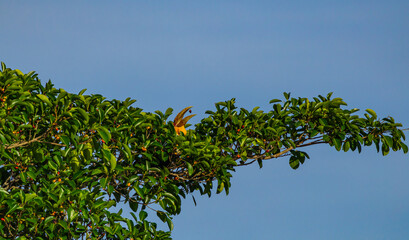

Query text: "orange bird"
[173, 106, 196, 135]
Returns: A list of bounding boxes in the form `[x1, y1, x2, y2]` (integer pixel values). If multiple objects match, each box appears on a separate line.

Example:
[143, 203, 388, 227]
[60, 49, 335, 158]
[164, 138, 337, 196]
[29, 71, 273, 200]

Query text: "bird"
[173, 106, 196, 135]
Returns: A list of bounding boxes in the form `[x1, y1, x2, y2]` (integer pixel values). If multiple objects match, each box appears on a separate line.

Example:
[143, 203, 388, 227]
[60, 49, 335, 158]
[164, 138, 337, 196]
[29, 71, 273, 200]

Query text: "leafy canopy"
[0, 63, 407, 239]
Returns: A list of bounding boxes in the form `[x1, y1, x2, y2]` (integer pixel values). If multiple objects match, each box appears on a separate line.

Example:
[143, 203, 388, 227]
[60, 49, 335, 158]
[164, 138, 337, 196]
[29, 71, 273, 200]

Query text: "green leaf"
[129, 199, 139, 212]
[44, 216, 55, 225]
[48, 160, 58, 172]
[269, 99, 281, 104]
[0, 188, 9, 195]
[217, 181, 224, 193]
[333, 138, 342, 151]
[366, 109, 377, 119]
[289, 156, 299, 169]
[100, 178, 107, 189]
[37, 94, 52, 106]
[257, 159, 263, 168]
[401, 142, 408, 153]
[82, 143, 93, 160]
[97, 126, 111, 143]
[134, 186, 145, 199]
[319, 118, 327, 126]
[343, 141, 350, 152]
[20, 172, 27, 183]
[78, 88, 87, 95]
[108, 185, 114, 195]
[165, 108, 173, 117]
[59, 220, 68, 229]
[156, 211, 167, 223]
[102, 149, 116, 171]
[166, 217, 174, 231]
[15, 69, 24, 76]
[382, 143, 390, 156]
[383, 135, 393, 147]
[67, 207, 77, 222]
[6, 203, 20, 215]
[139, 210, 148, 221]
[0, 134, 7, 144]
[76, 108, 89, 123]
[24, 193, 37, 203]
[187, 162, 193, 176]
[56, 89, 68, 102]
[60, 135, 70, 147]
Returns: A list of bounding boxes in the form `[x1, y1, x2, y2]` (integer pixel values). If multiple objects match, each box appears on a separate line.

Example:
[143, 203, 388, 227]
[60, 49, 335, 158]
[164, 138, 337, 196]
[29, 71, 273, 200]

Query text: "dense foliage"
[0, 63, 407, 239]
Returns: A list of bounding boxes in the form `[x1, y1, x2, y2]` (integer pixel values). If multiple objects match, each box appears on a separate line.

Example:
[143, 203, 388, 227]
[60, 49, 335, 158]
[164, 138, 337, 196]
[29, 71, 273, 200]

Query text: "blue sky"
[1, 1, 409, 239]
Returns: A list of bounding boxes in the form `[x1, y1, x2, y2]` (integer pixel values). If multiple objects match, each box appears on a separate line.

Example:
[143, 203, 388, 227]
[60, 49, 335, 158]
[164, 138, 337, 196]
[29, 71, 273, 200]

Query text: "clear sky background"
[1, 1, 409, 239]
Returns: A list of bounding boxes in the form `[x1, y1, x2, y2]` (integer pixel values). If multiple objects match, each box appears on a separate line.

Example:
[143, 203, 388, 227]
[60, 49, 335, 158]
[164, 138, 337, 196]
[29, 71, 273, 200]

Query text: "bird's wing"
[174, 106, 193, 126]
